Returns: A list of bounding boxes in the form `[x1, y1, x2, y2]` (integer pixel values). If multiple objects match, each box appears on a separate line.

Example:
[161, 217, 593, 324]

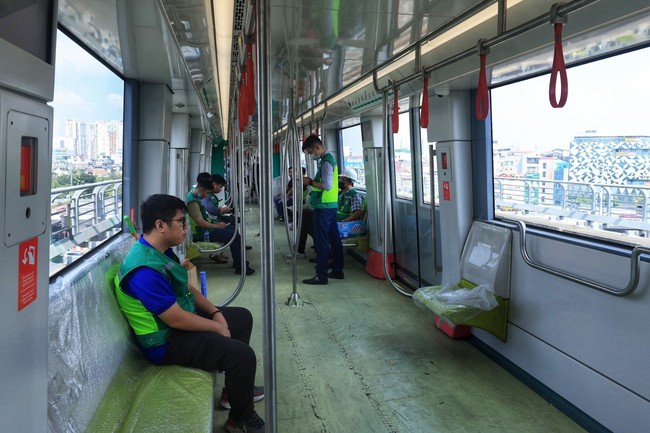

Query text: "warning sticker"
[18, 237, 38, 311]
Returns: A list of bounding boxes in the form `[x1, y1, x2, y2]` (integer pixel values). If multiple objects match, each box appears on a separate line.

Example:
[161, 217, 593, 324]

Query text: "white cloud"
[107, 93, 123, 110]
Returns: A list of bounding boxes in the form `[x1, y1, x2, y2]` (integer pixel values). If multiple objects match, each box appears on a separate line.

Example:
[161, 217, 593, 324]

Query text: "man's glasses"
[163, 217, 188, 228]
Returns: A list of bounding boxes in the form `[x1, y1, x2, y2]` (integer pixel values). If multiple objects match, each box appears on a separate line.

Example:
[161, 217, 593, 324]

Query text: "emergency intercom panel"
[3, 95, 51, 247]
[437, 144, 453, 182]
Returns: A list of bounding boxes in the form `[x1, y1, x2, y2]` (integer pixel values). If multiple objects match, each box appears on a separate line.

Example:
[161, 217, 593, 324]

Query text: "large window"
[341, 122, 365, 190]
[491, 46, 650, 246]
[49, 30, 124, 275]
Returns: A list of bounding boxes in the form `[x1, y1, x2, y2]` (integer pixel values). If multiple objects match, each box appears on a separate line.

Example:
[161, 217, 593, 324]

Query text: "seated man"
[187, 178, 254, 275]
[203, 173, 235, 225]
[114, 194, 265, 433]
[336, 167, 366, 223]
[273, 166, 306, 222]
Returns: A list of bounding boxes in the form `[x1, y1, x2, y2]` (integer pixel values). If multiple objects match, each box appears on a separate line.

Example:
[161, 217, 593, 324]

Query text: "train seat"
[413, 221, 512, 341]
[48, 234, 214, 433]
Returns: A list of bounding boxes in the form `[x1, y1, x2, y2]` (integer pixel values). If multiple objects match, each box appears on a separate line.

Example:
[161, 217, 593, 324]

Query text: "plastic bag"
[413, 282, 499, 323]
[432, 282, 498, 311]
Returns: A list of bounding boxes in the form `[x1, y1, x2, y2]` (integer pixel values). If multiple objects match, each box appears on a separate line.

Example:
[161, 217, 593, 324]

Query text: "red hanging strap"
[316, 121, 320, 136]
[238, 82, 246, 132]
[475, 40, 490, 120]
[549, 21, 568, 108]
[245, 43, 255, 116]
[392, 87, 399, 133]
[238, 72, 249, 131]
[420, 75, 429, 128]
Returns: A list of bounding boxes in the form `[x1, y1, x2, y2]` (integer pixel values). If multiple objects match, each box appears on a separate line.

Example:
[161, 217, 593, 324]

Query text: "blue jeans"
[312, 207, 343, 279]
[274, 196, 294, 220]
[273, 196, 283, 217]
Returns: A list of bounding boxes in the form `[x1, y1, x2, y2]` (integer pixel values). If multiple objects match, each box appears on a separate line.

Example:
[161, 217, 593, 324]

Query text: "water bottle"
[203, 229, 210, 243]
[200, 271, 207, 297]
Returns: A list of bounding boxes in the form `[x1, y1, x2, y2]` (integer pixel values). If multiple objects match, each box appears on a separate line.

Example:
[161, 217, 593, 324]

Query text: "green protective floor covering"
[87, 349, 214, 433]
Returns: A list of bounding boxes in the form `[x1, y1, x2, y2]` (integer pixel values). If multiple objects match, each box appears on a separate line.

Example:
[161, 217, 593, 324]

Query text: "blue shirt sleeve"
[320, 160, 334, 191]
[201, 195, 220, 216]
[122, 267, 178, 316]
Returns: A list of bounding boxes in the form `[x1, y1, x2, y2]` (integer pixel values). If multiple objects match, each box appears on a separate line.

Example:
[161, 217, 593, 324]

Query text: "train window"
[341, 123, 365, 190]
[491, 45, 650, 247]
[420, 128, 438, 206]
[393, 111, 413, 199]
[49, 30, 124, 275]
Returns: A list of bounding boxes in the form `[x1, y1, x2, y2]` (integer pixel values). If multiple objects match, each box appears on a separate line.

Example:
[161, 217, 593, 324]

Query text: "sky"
[49, 31, 124, 138]
[491, 46, 650, 152]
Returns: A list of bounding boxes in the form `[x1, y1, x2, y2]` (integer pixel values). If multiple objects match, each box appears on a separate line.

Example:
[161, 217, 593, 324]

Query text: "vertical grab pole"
[380, 89, 412, 297]
[257, 0, 278, 430]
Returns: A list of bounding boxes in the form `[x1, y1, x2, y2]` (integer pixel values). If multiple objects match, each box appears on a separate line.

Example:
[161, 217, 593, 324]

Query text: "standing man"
[301, 135, 344, 284]
[114, 194, 265, 433]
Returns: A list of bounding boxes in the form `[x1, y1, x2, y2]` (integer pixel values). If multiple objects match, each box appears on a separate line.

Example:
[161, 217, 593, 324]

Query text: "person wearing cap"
[186, 178, 254, 275]
[301, 135, 343, 284]
[336, 167, 365, 222]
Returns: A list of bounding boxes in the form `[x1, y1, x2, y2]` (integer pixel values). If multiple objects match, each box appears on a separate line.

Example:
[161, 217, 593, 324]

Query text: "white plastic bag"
[432, 282, 499, 311]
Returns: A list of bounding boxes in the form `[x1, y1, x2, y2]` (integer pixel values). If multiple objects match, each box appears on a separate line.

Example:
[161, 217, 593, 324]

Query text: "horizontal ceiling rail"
[375, 0, 597, 93]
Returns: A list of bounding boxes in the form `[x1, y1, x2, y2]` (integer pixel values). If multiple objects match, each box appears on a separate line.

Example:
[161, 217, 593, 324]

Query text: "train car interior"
[1, 0, 650, 432]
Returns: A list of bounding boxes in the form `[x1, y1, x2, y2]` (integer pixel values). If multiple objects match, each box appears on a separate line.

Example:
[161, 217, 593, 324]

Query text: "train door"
[390, 97, 441, 288]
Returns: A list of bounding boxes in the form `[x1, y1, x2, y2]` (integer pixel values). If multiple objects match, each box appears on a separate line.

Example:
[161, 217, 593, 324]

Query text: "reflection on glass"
[420, 127, 438, 205]
[393, 111, 413, 199]
[49, 30, 125, 275]
[58, 0, 122, 72]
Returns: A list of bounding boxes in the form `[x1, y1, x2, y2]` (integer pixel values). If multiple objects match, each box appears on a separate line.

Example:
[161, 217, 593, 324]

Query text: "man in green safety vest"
[301, 135, 344, 284]
[114, 194, 265, 433]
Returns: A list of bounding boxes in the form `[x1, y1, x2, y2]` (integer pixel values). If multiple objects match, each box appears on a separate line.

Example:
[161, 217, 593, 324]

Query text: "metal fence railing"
[50, 180, 123, 274]
[494, 177, 650, 237]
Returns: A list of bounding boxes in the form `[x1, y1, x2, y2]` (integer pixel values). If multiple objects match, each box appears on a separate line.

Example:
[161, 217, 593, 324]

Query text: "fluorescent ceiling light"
[422, 0, 523, 54]
[214, 0, 234, 138]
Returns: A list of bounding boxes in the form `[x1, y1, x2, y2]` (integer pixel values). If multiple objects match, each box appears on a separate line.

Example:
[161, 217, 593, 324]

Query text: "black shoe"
[235, 266, 255, 275]
[246, 245, 253, 250]
[309, 258, 317, 263]
[303, 276, 328, 285]
[225, 410, 265, 433]
[328, 271, 344, 280]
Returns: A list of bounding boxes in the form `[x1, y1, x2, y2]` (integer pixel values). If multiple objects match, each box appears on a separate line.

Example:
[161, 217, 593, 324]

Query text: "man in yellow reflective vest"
[301, 135, 344, 284]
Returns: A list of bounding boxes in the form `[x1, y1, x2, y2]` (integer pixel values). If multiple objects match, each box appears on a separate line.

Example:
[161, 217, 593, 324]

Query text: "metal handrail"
[380, 88, 412, 298]
[511, 219, 650, 296]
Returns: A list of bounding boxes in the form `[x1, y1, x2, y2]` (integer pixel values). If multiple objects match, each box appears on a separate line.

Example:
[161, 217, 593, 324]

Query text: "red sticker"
[443, 181, 450, 201]
[18, 237, 38, 311]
